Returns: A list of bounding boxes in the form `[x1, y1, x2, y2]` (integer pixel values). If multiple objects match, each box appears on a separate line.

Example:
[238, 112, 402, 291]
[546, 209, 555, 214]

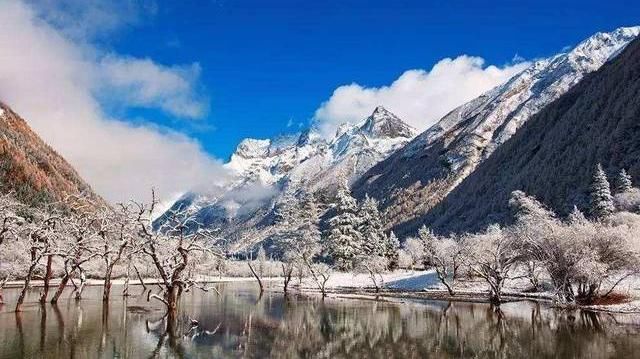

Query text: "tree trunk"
[39, 255, 53, 304]
[75, 269, 87, 300]
[166, 285, 179, 313]
[122, 261, 131, 296]
[282, 264, 293, 294]
[247, 261, 264, 294]
[50, 272, 73, 304]
[103, 265, 114, 302]
[16, 259, 38, 312]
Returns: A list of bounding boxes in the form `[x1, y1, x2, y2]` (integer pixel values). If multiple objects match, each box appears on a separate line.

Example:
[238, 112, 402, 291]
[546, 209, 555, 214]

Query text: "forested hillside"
[0, 102, 103, 207]
[413, 36, 640, 235]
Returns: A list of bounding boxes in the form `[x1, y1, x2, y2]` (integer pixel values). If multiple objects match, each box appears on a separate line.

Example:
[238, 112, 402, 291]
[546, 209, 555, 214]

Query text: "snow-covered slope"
[352, 26, 640, 232]
[157, 106, 416, 248]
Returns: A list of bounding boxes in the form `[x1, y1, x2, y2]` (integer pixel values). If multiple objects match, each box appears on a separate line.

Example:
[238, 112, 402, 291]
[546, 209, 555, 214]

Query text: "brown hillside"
[0, 102, 104, 207]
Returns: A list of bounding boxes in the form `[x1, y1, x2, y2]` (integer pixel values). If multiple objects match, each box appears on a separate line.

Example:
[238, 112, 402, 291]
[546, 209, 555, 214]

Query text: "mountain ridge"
[351, 26, 640, 234]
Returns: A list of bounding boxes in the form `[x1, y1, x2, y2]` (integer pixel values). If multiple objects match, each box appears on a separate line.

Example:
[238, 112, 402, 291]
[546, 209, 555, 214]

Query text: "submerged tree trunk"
[75, 269, 87, 300]
[103, 265, 114, 302]
[122, 261, 131, 296]
[282, 263, 293, 294]
[51, 265, 76, 304]
[16, 250, 39, 312]
[247, 261, 264, 294]
[39, 255, 53, 304]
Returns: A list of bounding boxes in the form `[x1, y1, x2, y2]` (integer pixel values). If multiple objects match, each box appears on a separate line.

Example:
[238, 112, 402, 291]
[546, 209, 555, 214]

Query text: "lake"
[0, 283, 639, 358]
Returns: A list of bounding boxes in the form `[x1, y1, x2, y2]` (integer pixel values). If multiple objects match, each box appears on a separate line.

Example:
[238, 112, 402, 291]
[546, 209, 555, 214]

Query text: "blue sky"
[105, 0, 640, 159]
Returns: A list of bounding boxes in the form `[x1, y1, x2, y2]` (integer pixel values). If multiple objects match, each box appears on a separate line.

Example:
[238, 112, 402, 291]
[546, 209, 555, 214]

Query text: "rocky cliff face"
[0, 102, 104, 207]
[352, 26, 640, 233]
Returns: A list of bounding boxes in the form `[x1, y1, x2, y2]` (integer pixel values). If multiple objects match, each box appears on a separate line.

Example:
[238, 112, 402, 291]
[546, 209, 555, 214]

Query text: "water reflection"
[0, 284, 638, 358]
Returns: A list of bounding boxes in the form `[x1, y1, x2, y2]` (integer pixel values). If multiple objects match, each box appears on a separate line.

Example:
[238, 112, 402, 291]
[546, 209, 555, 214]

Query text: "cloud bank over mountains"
[314, 55, 529, 137]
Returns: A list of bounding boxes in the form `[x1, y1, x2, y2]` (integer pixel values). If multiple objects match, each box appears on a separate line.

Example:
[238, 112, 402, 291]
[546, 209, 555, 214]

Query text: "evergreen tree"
[589, 163, 614, 220]
[384, 231, 400, 270]
[358, 194, 385, 256]
[567, 205, 588, 224]
[418, 225, 436, 268]
[615, 169, 633, 194]
[327, 184, 362, 270]
[298, 191, 322, 260]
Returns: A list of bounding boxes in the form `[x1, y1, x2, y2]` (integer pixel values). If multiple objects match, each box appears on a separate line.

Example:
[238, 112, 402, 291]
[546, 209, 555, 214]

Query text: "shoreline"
[4, 275, 639, 314]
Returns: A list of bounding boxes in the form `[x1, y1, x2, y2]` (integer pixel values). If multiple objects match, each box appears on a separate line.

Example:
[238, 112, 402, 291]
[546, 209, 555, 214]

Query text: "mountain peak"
[359, 106, 416, 139]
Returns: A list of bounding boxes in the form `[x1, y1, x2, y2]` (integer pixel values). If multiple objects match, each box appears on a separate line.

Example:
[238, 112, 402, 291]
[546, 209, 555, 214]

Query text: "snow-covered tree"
[355, 255, 388, 293]
[615, 168, 633, 194]
[358, 195, 386, 256]
[383, 231, 400, 270]
[273, 191, 322, 292]
[462, 224, 522, 303]
[135, 191, 222, 314]
[418, 225, 462, 296]
[327, 184, 362, 270]
[589, 163, 614, 220]
[256, 245, 267, 277]
[567, 205, 588, 224]
[402, 236, 423, 270]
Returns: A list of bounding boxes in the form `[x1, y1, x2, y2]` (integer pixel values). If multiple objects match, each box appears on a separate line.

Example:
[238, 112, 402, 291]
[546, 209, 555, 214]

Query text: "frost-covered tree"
[384, 231, 400, 270]
[615, 168, 633, 194]
[462, 225, 522, 303]
[589, 163, 614, 220]
[355, 255, 388, 293]
[402, 236, 423, 270]
[358, 195, 386, 256]
[134, 191, 222, 315]
[256, 245, 267, 276]
[327, 184, 362, 270]
[273, 191, 322, 292]
[419, 225, 462, 296]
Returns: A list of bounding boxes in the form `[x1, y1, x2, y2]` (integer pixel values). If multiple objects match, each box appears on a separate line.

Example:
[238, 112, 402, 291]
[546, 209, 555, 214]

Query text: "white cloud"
[100, 56, 209, 119]
[314, 55, 530, 137]
[0, 1, 228, 203]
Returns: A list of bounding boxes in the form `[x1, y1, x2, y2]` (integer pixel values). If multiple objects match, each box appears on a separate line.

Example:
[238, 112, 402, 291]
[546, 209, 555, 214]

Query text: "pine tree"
[615, 169, 633, 194]
[418, 225, 436, 268]
[358, 194, 385, 256]
[567, 205, 588, 224]
[298, 191, 322, 260]
[589, 163, 614, 220]
[327, 184, 362, 270]
[384, 231, 400, 270]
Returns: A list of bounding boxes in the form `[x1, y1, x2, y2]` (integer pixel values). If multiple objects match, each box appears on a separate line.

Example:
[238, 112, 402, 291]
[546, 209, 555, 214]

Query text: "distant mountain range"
[159, 106, 416, 250]
[351, 26, 640, 235]
[157, 26, 640, 249]
[0, 102, 103, 207]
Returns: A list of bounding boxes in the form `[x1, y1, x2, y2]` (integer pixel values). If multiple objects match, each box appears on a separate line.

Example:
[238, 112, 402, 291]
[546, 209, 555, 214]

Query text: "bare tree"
[97, 203, 137, 302]
[0, 193, 24, 304]
[355, 255, 388, 294]
[419, 226, 462, 296]
[462, 225, 523, 304]
[16, 206, 61, 311]
[304, 261, 332, 298]
[50, 199, 101, 304]
[134, 191, 222, 315]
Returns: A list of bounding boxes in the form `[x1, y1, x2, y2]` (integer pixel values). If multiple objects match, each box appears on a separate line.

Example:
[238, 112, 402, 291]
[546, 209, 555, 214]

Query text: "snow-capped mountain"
[157, 106, 416, 249]
[352, 26, 640, 232]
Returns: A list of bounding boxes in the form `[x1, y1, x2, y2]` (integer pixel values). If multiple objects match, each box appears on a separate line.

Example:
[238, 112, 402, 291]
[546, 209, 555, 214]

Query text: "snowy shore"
[5, 269, 640, 313]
